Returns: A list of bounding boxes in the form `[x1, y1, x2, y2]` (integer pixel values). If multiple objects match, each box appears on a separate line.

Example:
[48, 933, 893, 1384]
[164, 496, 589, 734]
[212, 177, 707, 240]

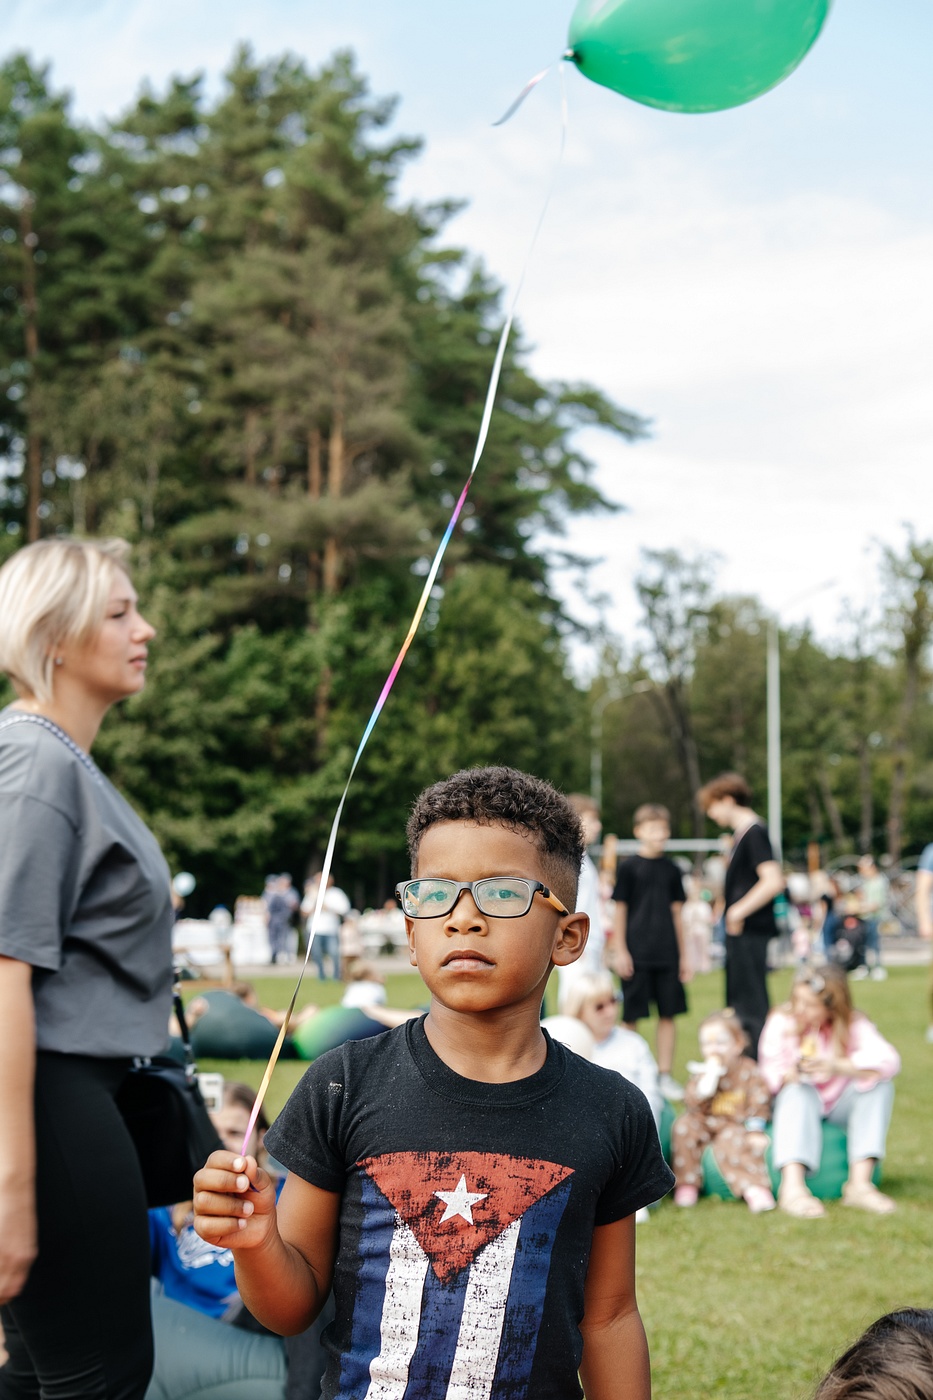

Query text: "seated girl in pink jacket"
[758, 965, 900, 1219]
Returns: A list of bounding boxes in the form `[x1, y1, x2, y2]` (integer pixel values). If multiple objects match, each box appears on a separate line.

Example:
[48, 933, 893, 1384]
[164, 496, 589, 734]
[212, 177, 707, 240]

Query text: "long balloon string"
[239, 65, 569, 1154]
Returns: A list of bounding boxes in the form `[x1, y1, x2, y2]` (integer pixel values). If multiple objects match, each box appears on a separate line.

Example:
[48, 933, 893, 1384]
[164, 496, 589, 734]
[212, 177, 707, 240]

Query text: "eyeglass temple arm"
[543, 888, 570, 915]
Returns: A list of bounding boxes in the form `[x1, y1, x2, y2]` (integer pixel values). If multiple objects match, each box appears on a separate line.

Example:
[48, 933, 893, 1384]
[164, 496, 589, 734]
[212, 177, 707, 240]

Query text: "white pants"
[771, 1079, 894, 1173]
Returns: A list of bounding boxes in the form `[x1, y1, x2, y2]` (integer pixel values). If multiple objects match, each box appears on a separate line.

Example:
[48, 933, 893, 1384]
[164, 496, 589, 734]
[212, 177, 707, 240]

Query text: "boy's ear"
[551, 911, 589, 967]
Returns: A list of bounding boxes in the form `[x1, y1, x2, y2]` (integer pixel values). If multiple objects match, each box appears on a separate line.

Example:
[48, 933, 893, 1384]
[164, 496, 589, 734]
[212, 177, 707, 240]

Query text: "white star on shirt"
[434, 1174, 488, 1225]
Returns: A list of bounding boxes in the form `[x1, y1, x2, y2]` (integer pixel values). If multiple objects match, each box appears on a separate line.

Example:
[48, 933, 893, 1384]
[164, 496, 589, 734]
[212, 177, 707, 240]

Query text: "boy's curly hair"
[406, 766, 584, 909]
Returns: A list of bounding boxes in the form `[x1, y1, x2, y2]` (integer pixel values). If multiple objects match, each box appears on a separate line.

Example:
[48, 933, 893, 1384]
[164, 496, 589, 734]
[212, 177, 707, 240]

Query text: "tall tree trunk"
[21, 199, 41, 542]
[322, 384, 345, 594]
[307, 427, 322, 591]
[653, 682, 704, 837]
[307, 427, 322, 499]
[818, 767, 846, 849]
[858, 737, 873, 853]
[885, 624, 918, 862]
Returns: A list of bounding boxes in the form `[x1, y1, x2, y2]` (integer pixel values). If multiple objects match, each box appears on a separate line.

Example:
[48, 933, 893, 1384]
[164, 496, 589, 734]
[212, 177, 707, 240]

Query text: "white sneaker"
[870, 966, 888, 981]
[635, 1206, 650, 1224]
[659, 1073, 685, 1101]
[851, 965, 869, 981]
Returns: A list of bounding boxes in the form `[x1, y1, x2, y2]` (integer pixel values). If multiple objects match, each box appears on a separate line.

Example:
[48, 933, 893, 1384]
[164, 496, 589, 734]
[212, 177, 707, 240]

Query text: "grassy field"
[192, 964, 933, 1400]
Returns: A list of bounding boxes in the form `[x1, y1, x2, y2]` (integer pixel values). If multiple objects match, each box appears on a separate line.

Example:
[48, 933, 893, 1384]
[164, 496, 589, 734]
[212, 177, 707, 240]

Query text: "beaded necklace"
[0, 711, 102, 785]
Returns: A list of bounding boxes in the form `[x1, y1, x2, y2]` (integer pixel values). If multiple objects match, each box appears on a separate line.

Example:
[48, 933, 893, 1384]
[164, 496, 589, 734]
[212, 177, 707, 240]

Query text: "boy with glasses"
[192, 766, 672, 1400]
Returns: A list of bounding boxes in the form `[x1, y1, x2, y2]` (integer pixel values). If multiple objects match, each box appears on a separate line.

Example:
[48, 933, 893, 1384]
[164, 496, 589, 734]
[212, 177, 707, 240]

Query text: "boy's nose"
[444, 890, 487, 933]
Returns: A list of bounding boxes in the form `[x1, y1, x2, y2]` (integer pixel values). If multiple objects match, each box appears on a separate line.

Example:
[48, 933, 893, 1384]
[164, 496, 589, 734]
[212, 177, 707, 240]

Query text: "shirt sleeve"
[744, 1064, 773, 1121]
[757, 1011, 797, 1096]
[611, 861, 632, 906]
[594, 1082, 674, 1224]
[669, 862, 687, 904]
[0, 794, 79, 970]
[263, 1052, 350, 1193]
[847, 1015, 901, 1084]
[742, 825, 775, 870]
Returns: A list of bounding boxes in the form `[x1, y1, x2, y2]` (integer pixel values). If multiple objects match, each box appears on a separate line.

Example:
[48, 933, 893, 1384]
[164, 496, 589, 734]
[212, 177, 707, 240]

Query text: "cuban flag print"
[336, 1151, 574, 1400]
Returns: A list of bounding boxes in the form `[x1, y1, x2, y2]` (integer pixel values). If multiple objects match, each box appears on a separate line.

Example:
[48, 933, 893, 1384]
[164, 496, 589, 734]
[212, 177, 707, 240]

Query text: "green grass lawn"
[191, 963, 933, 1400]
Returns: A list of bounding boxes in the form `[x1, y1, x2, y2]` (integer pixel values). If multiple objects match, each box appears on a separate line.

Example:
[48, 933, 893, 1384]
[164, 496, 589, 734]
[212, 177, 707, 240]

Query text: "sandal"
[778, 1190, 825, 1219]
[842, 1183, 896, 1215]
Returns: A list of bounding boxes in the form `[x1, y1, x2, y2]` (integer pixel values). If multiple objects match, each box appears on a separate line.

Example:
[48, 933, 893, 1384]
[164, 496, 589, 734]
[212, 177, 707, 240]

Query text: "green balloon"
[567, 0, 832, 114]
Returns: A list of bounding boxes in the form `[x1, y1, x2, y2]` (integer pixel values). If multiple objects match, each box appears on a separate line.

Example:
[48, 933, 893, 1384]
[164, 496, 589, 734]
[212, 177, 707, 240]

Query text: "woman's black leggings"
[0, 1054, 153, 1400]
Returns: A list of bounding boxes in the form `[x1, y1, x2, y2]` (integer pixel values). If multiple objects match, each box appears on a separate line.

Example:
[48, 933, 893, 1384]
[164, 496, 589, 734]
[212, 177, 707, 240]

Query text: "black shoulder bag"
[116, 986, 223, 1207]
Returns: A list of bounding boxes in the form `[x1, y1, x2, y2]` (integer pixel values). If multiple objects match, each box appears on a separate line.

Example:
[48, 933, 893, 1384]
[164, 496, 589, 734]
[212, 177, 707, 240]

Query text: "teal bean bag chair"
[291, 1004, 389, 1061]
[700, 1122, 881, 1201]
[189, 990, 296, 1061]
[658, 1100, 675, 1163]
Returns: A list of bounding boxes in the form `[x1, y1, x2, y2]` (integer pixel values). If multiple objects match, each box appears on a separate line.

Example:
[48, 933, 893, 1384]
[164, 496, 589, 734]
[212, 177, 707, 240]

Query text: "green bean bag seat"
[701, 1122, 881, 1201]
[189, 990, 295, 1061]
[658, 1100, 675, 1162]
[291, 1004, 389, 1061]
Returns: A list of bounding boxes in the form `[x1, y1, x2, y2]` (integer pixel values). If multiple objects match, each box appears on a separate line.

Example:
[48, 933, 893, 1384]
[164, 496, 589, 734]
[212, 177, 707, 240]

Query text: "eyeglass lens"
[401, 878, 534, 918]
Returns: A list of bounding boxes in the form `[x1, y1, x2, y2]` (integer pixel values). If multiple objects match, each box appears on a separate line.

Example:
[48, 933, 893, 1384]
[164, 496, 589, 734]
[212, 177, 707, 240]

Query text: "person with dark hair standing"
[813, 1310, 933, 1400]
[0, 538, 173, 1399]
[696, 773, 785, 1058]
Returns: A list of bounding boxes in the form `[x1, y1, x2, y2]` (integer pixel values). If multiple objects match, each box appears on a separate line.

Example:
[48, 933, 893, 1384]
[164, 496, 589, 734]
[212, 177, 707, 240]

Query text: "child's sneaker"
[744, 1186, 776, 1214]
[870, 966, 887, 981]
[674, 1185, 698, 1208]
[659, 1072, 684, 1101]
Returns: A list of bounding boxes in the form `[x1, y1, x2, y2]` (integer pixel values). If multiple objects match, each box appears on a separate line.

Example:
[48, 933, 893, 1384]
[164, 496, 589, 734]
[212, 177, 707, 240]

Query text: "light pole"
[767, 580, 836, 864]
[590, 680, 651, 811]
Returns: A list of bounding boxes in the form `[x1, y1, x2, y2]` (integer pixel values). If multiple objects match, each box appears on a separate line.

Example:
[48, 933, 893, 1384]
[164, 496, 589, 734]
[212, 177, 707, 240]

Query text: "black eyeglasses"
[395, 877, 569, 920]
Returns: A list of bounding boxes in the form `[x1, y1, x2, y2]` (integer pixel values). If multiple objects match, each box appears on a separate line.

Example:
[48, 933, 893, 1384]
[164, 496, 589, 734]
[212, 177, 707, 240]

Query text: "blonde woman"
[562, 971, 664, 1130]
[758, 966, 900, 1219]
[0, 538, 173, 1398]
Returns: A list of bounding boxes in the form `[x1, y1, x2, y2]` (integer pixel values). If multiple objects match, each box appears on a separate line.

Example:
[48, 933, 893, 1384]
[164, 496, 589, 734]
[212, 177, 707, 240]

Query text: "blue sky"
[5, 0, 933, 664]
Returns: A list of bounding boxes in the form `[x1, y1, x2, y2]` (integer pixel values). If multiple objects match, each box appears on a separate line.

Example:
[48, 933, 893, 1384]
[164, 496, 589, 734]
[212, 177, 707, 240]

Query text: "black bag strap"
[172, 973, 198, 1082]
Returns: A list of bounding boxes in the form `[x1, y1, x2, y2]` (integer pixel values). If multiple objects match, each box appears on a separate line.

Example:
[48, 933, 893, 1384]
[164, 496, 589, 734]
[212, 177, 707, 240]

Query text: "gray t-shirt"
[0, 709, 174, 1056]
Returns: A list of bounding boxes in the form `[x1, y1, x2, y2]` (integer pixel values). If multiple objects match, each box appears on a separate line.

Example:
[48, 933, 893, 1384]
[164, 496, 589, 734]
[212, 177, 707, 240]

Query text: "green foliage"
[0, 45, 634, 906]
[600, 541, 933, 863]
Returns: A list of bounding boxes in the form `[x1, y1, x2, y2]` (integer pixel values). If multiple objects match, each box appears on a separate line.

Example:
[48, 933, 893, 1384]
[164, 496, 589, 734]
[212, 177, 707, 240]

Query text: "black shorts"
[621, 964, 687, 1022]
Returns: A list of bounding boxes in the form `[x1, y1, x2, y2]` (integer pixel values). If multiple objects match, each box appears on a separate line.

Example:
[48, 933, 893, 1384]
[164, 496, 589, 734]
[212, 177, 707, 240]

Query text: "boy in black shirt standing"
[609, 804, 689, 1101]
[696, 772, 785, 1057]
[192, 767, 672, 1400]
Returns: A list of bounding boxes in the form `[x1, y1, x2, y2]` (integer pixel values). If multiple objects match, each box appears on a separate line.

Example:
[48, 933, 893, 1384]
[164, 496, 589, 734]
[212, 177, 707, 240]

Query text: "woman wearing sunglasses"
[758, 965, 900, 1218]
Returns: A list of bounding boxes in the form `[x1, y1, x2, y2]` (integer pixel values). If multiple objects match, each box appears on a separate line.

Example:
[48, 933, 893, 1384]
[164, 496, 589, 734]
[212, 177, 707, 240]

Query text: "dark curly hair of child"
[813, 1310, 933, 1400]
[406, 766, 585, 910]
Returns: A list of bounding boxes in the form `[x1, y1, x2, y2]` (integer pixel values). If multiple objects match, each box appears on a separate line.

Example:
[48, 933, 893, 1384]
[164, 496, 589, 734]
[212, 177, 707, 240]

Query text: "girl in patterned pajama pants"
[672, 1010, 775, 1212]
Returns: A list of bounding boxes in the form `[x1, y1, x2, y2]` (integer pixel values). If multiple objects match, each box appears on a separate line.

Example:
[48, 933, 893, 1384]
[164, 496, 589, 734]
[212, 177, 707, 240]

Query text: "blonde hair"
[560, 970, 617, 1020]
[789, 965, 854, 1058]
[698, 1008, 749, 1054]
[0, 538, 131, 702]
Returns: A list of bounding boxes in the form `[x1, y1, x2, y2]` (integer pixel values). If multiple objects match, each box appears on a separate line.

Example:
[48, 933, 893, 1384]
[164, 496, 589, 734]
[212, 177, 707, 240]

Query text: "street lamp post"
[766, 617, 782, 863]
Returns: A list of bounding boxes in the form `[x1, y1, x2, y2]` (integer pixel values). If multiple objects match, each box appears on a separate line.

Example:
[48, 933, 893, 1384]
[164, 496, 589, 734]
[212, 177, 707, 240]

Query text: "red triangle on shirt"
[360, 1151, 573, 1284]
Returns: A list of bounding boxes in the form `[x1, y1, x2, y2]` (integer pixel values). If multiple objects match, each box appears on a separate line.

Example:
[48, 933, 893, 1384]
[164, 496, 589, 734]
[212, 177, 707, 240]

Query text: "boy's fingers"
[195, 1165, 272, 1196]
[194, 1189, 257, 1218]
[193, 1213, 248, 1243]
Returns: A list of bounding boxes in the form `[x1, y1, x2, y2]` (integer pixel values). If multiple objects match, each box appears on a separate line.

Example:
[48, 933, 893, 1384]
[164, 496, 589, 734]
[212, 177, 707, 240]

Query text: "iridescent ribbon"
[240, 64, 569, 1154]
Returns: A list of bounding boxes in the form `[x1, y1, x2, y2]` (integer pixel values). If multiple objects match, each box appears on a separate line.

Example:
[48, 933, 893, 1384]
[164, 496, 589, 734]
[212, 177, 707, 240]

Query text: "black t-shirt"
[724, 823, 778, 936]
[265, 1017, 673, 1400]
[612, 855, 686, 968]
